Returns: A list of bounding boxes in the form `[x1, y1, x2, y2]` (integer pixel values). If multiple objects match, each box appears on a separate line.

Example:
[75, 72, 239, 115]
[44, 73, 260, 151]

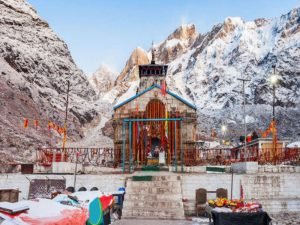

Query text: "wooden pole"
[231, 168, 234, 200]
[62, 80, 70, 160]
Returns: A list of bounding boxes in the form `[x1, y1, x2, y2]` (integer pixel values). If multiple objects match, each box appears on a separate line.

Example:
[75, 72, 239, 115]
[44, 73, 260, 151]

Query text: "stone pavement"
[113, 217, 209, 225]
[113, 213, 300, 225]
[271, 213, 300, 225]
[113, 220, 207, 225]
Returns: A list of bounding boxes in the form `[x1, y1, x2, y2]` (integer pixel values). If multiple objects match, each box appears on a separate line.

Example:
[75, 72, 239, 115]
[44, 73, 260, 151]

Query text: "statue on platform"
[153, 146, 160, 158]
[159, 146, 166, 165]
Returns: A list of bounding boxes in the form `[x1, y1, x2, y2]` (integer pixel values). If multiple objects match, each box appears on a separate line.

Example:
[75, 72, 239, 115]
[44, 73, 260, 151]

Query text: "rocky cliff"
[0, 0, 98, 162]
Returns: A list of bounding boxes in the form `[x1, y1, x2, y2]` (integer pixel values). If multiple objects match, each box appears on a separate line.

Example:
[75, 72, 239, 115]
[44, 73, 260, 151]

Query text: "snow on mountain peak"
[89, 64, 118, 96]
[0, 0, 39, 19]
[167, 23, 197, 41]
[115, 47, 149, 84]
[224, 17, 244, 26]
[95, 64, 118, 77]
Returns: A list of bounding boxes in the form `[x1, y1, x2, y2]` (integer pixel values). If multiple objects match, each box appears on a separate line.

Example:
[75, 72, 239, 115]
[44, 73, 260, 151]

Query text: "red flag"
[59, 127, 64, 135]
[161, 80, 166, 96]
[34, 120, 39, 129]
[240, 181, 244, 200]
[24, 118, 28, 128]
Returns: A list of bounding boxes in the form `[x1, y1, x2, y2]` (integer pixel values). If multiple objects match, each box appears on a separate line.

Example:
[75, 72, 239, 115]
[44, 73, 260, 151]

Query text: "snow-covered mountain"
[0, 0, 100, 162]
[1, 0, 299, 163]
[96, 8, 300, 140]
[89, 64, 118, 97]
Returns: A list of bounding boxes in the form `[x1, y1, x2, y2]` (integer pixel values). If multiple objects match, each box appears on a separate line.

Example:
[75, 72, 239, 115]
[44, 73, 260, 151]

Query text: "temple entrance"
[121, 117, 183, 172]
[150, 137, 161, 157]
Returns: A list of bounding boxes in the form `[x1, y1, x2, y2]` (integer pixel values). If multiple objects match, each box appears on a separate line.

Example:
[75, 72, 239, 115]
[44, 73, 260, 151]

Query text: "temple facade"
[112, 50, 197, 168]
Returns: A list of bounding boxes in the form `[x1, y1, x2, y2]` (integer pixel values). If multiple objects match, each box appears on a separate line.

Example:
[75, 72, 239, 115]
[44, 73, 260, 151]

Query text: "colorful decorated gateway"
[112, 49, 197, 171]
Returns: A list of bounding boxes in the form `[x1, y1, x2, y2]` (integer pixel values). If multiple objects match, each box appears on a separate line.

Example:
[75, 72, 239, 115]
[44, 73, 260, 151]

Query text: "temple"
[112, 47, 197, 170]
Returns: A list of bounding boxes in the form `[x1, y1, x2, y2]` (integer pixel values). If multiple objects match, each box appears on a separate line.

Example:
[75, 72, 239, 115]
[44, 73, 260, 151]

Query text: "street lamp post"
[270, 65, 277, 120]
[62, 80, 70, 162]
[221, 125, 227, 144]
[270, 65, 278, 162]
[237, 78, 250, 155]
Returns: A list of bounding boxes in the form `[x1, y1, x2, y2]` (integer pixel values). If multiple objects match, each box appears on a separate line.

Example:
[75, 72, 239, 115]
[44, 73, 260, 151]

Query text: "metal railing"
[36, 148, 121, 167]
[36, 147, 300, 167]
[183, 148, 300, 166]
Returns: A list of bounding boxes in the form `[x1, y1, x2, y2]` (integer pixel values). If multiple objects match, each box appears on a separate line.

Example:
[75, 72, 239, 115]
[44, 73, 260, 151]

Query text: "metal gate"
[28, 179, 66, 199]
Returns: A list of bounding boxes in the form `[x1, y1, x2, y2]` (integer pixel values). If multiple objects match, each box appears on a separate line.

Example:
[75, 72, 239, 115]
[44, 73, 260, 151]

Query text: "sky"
[27, 0, 300, 75]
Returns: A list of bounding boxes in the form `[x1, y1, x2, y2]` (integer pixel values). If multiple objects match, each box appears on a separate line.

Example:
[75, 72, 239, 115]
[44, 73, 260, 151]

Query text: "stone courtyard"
[113, 214, 300, 225]
[114, 218, 207, 225]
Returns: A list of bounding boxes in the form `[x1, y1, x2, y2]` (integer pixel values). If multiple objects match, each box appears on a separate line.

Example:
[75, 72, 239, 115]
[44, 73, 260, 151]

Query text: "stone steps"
[122, 175, 185, 220]
[125, 193, 182, 201]
[127, 180, 181, 188]
[126, 186, 181, 195]
[123, 199, 184, 209]
[151, 175, 181, 181]
[122, 207, 185, 219]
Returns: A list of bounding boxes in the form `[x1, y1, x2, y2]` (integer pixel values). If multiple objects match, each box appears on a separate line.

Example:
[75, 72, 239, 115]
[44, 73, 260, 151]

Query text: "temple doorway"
[150, 137, 161, 157]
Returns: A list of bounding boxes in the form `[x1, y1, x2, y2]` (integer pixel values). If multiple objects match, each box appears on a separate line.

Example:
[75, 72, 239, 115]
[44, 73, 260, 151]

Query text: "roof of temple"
[113, 84, 197, 110]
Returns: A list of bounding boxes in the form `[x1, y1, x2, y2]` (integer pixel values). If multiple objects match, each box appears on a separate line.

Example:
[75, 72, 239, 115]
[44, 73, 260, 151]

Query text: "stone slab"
[51, 162, 83, 174]
[231, 161, 258, 174]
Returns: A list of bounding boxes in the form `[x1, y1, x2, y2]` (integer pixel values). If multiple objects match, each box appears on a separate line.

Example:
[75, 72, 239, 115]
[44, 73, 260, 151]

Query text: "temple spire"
[151, 41, 155, 64]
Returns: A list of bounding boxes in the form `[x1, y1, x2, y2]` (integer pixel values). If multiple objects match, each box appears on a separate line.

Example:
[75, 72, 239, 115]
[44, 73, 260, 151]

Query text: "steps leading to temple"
[122, 175, 185, 220]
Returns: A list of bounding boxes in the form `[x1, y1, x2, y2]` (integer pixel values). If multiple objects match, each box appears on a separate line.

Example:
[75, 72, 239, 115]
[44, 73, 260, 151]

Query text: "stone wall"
[181, 173, 300, 215]
[1, 172, 299, 214]
[0, 174, 125, 201]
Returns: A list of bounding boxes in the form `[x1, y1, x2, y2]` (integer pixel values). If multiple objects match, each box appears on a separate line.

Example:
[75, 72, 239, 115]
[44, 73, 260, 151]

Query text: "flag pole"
[62, 80, 70, 161]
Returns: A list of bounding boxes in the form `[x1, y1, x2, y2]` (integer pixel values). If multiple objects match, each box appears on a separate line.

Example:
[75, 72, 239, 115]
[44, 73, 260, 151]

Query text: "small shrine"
[112, 47, 197, 170]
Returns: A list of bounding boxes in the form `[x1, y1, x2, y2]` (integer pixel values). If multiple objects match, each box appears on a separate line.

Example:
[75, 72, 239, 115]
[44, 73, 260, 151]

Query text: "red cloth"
[1, 208, 88, 225]
[24, 118, 29, 128]
[19, 208, 88, 225]
[161, 80, 166, 96]
[246, 136, 252, 142]
[99, 195, 114, 211]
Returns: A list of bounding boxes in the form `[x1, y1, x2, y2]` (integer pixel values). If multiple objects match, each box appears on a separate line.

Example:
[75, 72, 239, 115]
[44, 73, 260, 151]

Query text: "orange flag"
[48, 121, 53, 131]
[24, 118, 29, 128]
[58, 127, 64, 135]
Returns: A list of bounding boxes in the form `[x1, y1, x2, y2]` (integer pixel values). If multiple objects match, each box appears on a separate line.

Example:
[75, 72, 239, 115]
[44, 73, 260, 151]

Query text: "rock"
[0, 0, 97, 162]
[101, 119, 114, 139]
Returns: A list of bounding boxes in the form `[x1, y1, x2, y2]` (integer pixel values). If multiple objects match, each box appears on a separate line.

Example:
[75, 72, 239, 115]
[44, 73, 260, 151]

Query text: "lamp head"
[221, 125, 227, 132]
[270, 75, 278, 85]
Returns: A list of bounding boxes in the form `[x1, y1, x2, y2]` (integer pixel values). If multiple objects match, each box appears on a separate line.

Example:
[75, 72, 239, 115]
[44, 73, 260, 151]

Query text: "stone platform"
[122, 175, 185, 220]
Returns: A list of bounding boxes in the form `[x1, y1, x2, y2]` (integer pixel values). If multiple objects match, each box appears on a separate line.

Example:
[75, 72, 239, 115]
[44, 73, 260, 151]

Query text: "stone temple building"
[112, 50, 197, 168]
